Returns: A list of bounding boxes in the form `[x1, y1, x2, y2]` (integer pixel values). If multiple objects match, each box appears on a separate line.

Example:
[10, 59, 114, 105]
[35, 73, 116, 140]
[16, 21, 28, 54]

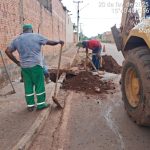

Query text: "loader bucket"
[111, 25, 123, 51]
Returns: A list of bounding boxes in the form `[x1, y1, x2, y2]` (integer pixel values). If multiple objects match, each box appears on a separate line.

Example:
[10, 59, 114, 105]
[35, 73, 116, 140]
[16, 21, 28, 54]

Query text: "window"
[38, 0, 52, 12]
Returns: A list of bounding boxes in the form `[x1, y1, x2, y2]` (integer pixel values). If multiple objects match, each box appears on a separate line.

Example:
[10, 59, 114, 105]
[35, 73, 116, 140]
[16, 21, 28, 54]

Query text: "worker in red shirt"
[82, 39, 102, 70]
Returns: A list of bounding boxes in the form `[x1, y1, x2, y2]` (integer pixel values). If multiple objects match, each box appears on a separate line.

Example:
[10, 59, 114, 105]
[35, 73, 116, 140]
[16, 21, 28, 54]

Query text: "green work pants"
[21, 65, 46, 109]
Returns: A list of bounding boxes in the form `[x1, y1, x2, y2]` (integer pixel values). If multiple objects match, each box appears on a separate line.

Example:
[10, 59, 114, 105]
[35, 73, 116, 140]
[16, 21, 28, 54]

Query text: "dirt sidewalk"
[0, 45, 77, 150]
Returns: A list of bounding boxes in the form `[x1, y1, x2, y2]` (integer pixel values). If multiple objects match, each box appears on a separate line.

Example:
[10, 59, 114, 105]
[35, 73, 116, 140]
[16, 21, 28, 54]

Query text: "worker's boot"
[37, 103, 50, 110]
[27, 106, 35, 112]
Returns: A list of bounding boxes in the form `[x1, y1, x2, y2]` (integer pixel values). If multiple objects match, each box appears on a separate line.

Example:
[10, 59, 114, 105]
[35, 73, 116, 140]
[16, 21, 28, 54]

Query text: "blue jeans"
[92, 47, 101, 70]
[92, 55, 100, 70]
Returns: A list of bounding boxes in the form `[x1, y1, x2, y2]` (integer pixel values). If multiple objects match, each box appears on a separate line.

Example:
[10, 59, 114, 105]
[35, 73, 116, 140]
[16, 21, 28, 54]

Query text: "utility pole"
[73, 1, 83, 42]
[80, 23, 83, 41]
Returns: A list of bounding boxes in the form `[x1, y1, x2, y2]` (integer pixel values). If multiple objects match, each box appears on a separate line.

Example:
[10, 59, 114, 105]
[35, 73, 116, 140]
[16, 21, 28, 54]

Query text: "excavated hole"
[48, 55, 121, 94]
[48, 69, 77, 82]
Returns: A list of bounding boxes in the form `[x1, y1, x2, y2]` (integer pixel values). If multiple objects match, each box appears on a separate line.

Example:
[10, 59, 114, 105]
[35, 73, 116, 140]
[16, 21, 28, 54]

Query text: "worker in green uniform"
[5, 24, 64, 111]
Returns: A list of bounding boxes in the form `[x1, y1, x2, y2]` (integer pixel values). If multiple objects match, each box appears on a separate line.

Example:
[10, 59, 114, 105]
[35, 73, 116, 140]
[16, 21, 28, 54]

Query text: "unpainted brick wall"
[0, 0, 74, 88]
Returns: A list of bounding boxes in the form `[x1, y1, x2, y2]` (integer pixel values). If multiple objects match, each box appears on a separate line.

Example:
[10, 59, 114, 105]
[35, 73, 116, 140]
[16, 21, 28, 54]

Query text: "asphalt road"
[30, 43, 150, 150]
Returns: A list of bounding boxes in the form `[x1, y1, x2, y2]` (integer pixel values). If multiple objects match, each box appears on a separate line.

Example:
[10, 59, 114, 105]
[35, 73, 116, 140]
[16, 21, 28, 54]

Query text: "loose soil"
[62, 71, 115, 94]
[101, 55, 122, 74]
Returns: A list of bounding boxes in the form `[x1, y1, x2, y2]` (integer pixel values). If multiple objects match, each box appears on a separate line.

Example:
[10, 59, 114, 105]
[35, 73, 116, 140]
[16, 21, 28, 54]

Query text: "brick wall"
[0, 0, 74, 88]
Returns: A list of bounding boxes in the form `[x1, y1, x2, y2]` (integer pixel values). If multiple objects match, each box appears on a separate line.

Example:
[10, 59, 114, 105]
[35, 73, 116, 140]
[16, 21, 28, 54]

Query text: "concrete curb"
[12, 46, 77, 150]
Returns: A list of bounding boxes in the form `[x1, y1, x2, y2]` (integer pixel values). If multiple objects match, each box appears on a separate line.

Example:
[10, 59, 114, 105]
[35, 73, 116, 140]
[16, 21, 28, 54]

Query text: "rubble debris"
[101, 55, 122, 74]
[62, 71, 115, 95]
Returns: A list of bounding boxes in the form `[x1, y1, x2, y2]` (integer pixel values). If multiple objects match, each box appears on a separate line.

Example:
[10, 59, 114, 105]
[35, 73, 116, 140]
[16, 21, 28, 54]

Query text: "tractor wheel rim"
[125, 67, 140, 108]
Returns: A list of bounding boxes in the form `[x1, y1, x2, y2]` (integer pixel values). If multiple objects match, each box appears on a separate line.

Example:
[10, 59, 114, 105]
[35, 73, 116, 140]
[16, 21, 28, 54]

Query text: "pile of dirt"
[76, 55, 122, 74]
[62, 71, 115, 94]
[102, 55, 122, 74]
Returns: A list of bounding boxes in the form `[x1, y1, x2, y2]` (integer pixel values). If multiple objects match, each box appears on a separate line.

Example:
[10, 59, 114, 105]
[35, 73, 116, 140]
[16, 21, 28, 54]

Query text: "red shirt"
[87, 40, 101, 49]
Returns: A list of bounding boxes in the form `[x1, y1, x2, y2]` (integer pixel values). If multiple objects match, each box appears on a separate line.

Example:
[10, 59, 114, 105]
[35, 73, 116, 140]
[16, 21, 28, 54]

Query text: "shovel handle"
[53, 45, 63, 97]
[0, 50, 15, 93]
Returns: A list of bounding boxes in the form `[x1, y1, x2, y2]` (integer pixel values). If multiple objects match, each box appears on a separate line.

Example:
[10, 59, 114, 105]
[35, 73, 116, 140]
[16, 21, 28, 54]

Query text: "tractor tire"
[121, 46, 150, 126]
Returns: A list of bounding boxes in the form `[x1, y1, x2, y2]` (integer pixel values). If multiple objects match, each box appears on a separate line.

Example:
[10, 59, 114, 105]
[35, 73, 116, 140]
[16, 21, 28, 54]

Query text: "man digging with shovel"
[5, 24, 64, 111]
[81, 39, 102, 71]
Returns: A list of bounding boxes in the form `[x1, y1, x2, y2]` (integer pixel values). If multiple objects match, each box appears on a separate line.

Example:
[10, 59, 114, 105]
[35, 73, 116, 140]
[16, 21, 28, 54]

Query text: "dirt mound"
[102, 55, 122, 74]
[62, 71, 115, 94]
[76, 55, 122, 74]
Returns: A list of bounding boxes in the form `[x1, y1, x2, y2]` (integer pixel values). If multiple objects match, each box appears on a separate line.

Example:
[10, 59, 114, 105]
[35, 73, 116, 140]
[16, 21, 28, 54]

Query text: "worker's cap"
[23, 24, 33, 30]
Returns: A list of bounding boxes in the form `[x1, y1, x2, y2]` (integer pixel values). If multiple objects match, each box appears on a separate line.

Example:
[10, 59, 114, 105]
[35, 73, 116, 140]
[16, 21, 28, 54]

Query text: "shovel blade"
[52, 96, 63, 109]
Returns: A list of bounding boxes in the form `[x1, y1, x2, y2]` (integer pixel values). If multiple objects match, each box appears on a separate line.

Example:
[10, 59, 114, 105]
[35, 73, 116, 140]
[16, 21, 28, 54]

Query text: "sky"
[62, 0, 143, 37]
[62, 0, 124, 37]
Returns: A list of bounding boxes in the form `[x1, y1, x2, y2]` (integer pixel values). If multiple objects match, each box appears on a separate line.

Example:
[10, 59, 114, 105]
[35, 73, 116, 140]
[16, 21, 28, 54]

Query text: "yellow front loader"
[112, 0, 150, 126]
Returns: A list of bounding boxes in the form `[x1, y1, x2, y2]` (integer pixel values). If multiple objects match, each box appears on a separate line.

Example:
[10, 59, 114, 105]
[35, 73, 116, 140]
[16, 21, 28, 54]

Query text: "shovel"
[0, 50, 16, 96]
[87, 55, 104, 76]
[52, 45, 63, 109]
